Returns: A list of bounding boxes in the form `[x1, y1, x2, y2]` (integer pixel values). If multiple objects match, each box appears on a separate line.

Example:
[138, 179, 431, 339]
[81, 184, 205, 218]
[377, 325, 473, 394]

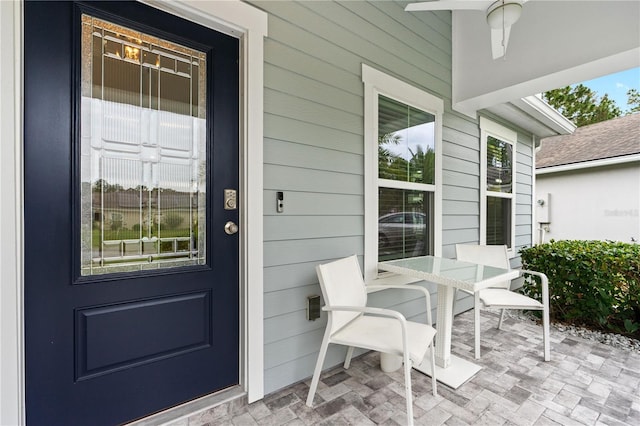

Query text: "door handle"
[224, 221, 238, 235]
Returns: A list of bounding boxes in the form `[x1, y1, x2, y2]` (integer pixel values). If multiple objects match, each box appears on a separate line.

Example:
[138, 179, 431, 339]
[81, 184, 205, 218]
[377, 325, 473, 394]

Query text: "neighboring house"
[1, 1, 638, 424]
[535, 114, 640, 244]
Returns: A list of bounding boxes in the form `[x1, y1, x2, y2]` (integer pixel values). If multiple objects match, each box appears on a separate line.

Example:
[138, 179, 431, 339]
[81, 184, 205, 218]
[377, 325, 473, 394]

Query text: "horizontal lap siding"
[442, 116, 480, 257]
[250, 0, 484, 394]
[515, 134, 535, 258]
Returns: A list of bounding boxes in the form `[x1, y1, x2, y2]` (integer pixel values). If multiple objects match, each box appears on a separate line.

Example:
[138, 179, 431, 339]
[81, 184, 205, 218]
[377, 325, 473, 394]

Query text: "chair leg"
[306, 330, 331, 407]
[344, 346, 354, 369]
[429, 341, 437, 397]
[498, 308, 506, 330]
[452, 288, 459, 315]
[542, 306, 551, 361]
[403, 354, 414, 426]
[474, 292, 481, 359]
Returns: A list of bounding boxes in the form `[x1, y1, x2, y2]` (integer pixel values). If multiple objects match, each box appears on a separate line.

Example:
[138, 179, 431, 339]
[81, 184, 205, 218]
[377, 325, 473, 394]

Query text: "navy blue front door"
[24, 2, 239, 424]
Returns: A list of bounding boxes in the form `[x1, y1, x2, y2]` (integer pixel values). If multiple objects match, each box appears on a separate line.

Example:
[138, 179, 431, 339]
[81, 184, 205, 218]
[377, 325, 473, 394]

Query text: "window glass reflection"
[486, 196, 512, 247]
[378, 188, 433, 262]
[486, 136, 512, 193]
[378, 95, 435, 185]
[80, 14, 207, 276]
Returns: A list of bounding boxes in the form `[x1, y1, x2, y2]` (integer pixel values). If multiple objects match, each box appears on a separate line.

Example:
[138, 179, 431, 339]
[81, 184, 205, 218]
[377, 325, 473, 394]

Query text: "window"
[362, 65, 443, 281]
[480, 117, 516, 253]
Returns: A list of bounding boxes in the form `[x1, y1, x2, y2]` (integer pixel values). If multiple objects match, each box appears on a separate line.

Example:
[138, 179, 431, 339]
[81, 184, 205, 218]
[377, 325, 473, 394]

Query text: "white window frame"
[362, 64, 443, 283]
[480, 117, 517, 256]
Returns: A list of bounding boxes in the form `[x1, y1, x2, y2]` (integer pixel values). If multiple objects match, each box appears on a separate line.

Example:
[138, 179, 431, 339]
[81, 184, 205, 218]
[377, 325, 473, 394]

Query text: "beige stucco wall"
[536, 162, 640, 244]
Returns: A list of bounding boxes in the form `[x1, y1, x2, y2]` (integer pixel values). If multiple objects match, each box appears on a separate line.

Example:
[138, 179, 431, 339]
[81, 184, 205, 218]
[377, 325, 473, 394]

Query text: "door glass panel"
[80, 14, 207, 276]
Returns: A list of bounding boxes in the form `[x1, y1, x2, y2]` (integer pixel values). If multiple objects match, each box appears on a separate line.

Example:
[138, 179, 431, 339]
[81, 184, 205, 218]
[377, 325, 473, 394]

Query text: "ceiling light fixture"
[486, 1, 523, 58]
[405, 0, 528, 60]
[486, 1, 522, 29]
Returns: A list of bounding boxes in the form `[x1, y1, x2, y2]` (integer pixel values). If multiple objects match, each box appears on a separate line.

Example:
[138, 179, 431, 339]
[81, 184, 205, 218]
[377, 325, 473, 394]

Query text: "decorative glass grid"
[80, 14, 207, 276]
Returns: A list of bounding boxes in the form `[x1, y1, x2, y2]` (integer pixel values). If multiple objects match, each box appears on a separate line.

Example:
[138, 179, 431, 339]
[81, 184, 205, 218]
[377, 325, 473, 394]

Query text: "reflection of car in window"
[378, 212, 426, 257]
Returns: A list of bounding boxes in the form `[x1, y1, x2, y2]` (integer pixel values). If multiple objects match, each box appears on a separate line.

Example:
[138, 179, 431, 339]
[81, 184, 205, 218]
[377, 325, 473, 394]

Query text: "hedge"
[519, 240, 640, 337]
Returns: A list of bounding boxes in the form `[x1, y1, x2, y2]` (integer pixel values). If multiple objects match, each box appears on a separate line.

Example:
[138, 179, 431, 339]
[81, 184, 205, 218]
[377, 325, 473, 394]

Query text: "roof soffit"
[448, 1, 640, 117]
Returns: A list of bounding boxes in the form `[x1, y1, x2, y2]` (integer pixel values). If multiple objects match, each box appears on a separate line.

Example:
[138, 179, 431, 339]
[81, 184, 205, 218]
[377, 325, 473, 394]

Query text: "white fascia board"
[536, 154, 640, 175]
[513, 96, 576, 137]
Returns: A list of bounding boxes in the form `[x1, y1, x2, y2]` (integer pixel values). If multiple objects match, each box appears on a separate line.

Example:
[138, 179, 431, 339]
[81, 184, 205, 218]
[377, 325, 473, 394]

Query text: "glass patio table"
[377, 255, 519, 388]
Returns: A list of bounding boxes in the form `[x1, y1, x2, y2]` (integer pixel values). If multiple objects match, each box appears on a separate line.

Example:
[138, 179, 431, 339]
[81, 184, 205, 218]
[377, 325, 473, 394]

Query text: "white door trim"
[0, 1, 24, 424]
[141, 0, 268, 404]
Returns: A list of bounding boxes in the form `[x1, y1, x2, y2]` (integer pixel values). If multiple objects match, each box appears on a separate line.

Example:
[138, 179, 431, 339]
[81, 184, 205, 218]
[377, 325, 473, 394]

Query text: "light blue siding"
[515, 133, 535, 254]
[251, 0, 536, 395]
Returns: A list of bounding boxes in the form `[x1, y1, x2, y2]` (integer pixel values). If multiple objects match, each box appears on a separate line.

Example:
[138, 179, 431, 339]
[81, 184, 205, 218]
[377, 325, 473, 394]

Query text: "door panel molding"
[75, 290, 212, 380]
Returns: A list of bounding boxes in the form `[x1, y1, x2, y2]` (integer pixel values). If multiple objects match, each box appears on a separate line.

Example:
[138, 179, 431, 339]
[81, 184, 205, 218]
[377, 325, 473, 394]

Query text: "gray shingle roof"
[536, 113, 640, 169]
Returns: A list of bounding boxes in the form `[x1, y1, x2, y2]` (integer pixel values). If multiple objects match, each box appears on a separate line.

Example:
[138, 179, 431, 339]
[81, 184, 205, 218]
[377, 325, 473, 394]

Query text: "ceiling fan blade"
[490, 25, 512, 59]
[405, 1, 492, 12]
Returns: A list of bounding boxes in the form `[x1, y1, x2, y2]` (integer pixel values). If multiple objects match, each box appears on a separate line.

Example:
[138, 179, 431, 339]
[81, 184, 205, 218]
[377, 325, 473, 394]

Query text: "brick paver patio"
[165, 309, 640, 425]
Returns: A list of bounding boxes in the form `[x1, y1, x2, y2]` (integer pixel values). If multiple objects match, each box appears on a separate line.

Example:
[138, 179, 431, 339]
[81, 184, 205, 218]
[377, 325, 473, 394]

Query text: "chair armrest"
[323, 305, 407, 323]
[367, 284, 433, 326]
[323, 305, 411, 357]
[518, 269, 549, 307]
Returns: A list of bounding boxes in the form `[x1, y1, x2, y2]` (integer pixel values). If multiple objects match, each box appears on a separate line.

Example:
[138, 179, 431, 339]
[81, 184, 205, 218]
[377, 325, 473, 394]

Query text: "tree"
[543, 84, 622, 127]
[93, 179, 124, 193]
[627, 88, 640, 114]
[378, 132, 436, 185]
[378, 132, 407, 181]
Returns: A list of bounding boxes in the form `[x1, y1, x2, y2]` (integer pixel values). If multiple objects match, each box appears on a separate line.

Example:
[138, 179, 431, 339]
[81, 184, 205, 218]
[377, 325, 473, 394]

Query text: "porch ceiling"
[424, 0, 640, 118]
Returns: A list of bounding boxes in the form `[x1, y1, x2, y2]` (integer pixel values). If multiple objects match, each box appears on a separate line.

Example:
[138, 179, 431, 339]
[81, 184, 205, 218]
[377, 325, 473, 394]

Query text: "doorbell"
[276, 191, 284, 213]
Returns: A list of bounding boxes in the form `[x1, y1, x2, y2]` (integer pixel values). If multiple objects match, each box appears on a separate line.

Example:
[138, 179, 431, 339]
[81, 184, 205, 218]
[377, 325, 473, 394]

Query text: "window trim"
[362, 64, 443, 282]
[480, 117, 516, 256]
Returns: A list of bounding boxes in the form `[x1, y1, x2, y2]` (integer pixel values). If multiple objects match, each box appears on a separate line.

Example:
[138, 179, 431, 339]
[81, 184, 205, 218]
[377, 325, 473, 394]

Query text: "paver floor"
[169, 310, 640, 425]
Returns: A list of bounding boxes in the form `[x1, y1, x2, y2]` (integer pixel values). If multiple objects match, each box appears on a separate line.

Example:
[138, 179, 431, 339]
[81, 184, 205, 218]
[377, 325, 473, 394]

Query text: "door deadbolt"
[224, 221, 239, 235]
[224, 189, 237, 210]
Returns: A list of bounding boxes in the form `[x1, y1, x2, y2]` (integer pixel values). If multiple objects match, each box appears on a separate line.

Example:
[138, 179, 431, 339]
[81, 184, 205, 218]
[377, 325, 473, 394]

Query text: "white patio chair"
[455, 244, 550, 361]
[306, 255, 437, 426]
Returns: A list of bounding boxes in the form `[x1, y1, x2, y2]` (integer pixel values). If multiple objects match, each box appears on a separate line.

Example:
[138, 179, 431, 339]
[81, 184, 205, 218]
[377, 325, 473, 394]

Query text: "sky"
[577, 67, 640, 113]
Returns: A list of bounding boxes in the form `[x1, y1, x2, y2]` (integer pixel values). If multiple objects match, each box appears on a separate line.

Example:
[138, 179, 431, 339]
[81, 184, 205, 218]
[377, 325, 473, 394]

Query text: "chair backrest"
[455, 244, 511, 289]
[316, 255, 367, 334]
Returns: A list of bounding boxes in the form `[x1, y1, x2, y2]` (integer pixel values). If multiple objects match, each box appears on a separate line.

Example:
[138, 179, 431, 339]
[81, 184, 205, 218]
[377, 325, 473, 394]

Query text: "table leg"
[435, 284, 455, 368]
[412, 283, 482, 388]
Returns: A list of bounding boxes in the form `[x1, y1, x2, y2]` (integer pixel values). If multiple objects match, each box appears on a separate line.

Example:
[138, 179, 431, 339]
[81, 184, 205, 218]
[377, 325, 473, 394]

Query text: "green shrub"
[519, 240, 640, 337]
